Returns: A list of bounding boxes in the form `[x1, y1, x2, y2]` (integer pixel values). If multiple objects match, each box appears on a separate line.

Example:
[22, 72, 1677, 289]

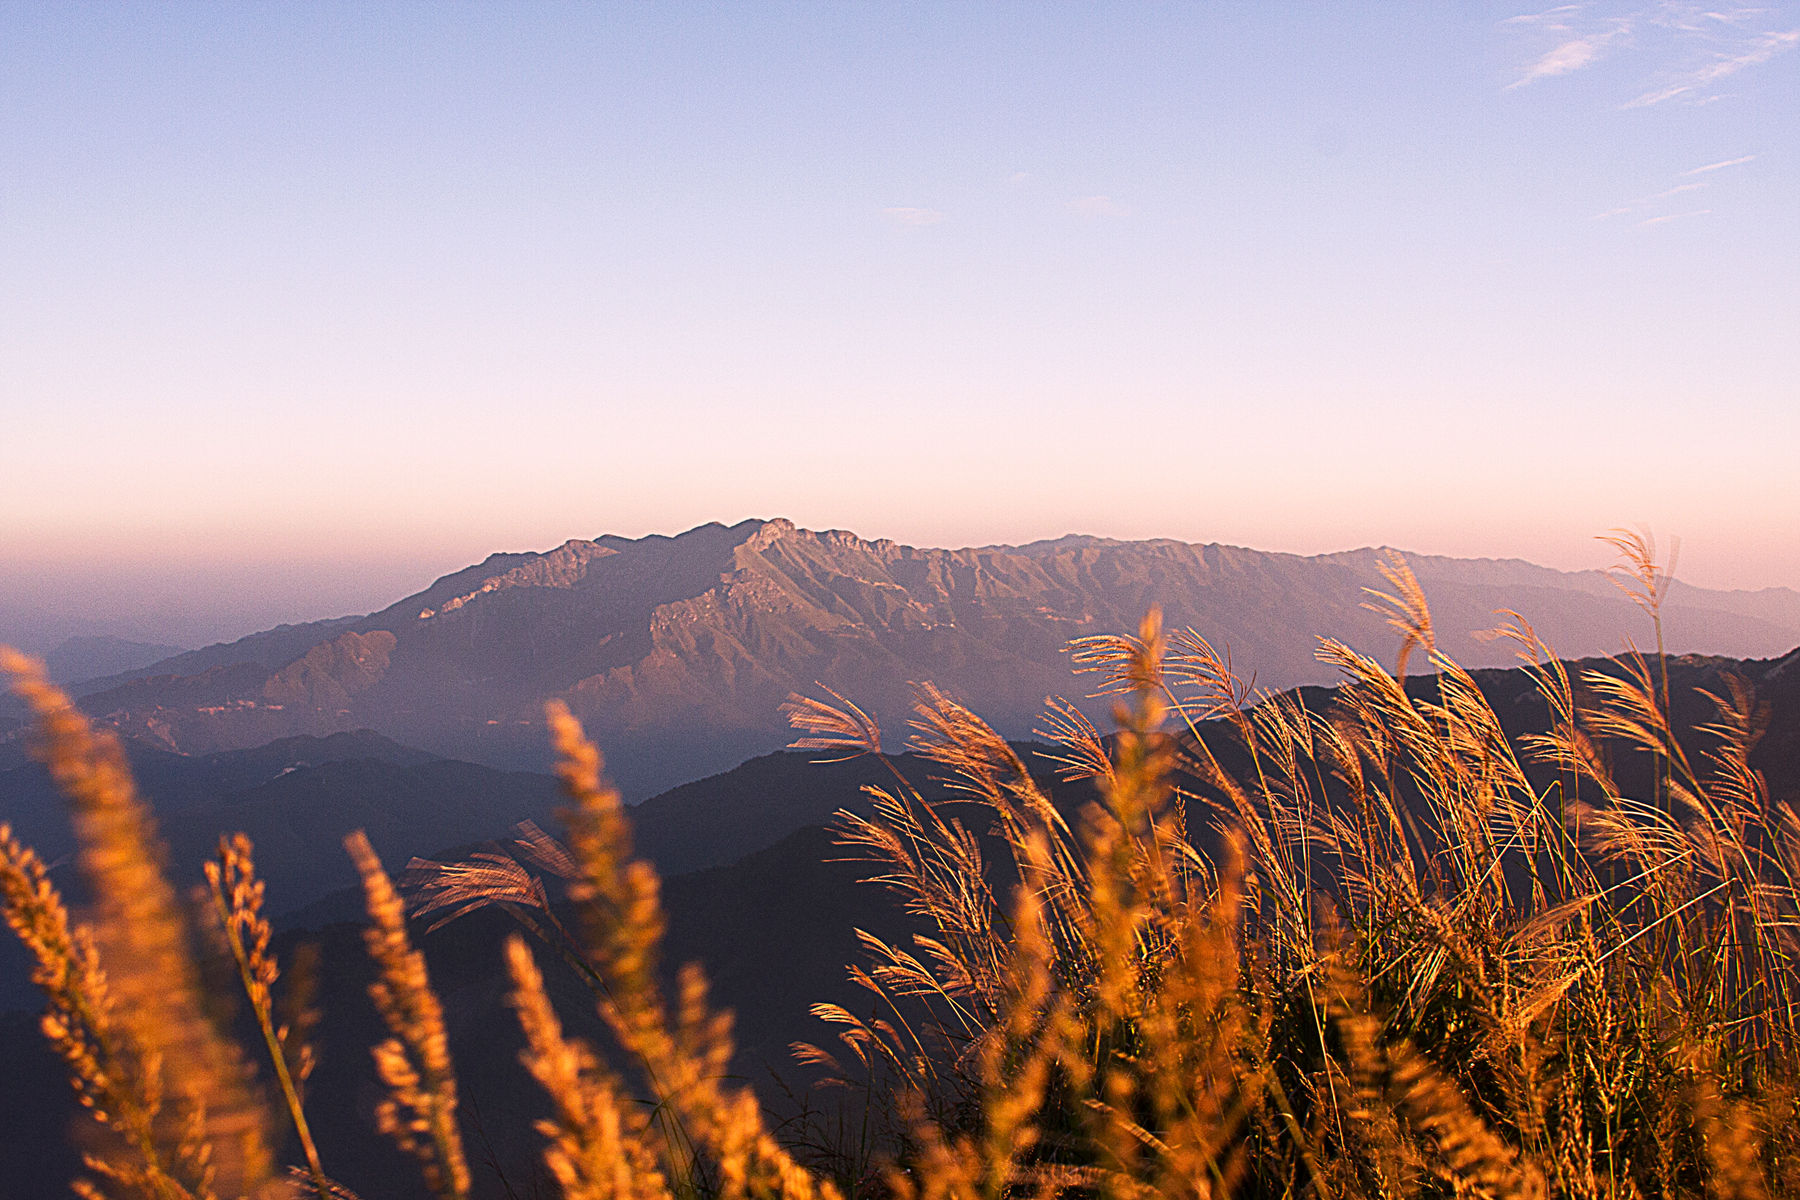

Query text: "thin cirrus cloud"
[1682, 154, 1757, 176]
[881, 206, 946, 226]
[1641, 181, 1707, 201]
[1595, 181, 1712, 222]
[1069, 194, 1130, 217]
[1637, 209, 1713, 228]
[1503, 3, 1798, 105]
[1625, 27, 1800, 107]
[1503, 7, 1632, 88]
[1594, 153, 1754, 221]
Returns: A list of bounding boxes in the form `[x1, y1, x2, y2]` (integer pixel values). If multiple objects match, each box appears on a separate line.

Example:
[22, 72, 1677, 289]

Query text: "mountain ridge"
[19, 519, 1799, 796]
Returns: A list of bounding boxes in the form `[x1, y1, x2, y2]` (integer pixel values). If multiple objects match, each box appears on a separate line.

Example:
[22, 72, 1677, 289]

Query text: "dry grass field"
[6, 538, 1799, 1199]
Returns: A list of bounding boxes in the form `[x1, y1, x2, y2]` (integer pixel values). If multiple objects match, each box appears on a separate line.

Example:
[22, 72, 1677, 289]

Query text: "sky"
[3, 2, 1797, 647]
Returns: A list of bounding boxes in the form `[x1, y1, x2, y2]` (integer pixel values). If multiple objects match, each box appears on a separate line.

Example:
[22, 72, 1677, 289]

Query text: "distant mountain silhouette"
[43, 635, 189, 685]
[23, 519, 1800, 796]
[0, 732, 549, 936]
[64, 615, 362, 692]
[0, 733, 955, 1012]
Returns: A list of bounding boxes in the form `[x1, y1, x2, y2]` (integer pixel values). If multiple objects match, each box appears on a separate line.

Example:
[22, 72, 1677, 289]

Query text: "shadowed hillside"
[8, 625, 1800, 1197]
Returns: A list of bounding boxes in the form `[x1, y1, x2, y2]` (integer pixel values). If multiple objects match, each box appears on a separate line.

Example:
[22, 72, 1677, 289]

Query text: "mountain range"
[9, 518, 1799, 796]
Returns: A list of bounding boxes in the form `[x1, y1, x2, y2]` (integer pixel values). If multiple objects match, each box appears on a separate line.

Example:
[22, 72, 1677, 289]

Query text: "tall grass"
[4, 542, 1799, 1198]
[790, 547, 1800, 1198]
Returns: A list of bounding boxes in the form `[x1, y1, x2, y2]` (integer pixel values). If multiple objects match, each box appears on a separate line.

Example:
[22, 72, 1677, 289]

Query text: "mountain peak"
[744, 517, 798, 551]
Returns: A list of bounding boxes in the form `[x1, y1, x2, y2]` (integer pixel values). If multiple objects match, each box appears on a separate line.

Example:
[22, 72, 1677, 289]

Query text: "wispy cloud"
[1681, 154, 1756, 176]
[1505, 7, 1634, 87]
[1709, 27, 1798, 79]
[1641, 181, 1707, 200]
[882, 206, 945, 227]
[1593, 152, 1753, 221]
[1625, 26, 1799, 106]
[1503, 3, 1798, 104]
[1069, 195, 1130, 218]
[1637, 208, 1712, 227]
[1624, 81, 1697, 106]
[1594, 177, 1707, 218]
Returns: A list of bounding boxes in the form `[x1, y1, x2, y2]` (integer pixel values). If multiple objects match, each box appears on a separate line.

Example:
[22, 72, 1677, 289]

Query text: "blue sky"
[3, 3, 1796, 642]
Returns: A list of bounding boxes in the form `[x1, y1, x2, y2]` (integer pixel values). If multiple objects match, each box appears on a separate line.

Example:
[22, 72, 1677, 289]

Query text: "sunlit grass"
[4, 538, 1798, 1198]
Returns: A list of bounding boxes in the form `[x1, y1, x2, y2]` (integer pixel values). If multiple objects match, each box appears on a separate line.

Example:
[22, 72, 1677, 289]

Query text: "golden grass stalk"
[1, 646, 276, 1200]
[1601, 526, 1679, 620]
[504, 933, 670, 1200]
[1362, 549, 1435, 684]
[1035, 695, 1115, 787]
[1325, 948, 1546, 1200]
[1, 821, 194, 1200]
[782, 684, 884, 761]
[543, 699, 842, 1200]
[344, 829, 470, 1200]
[204, 834, 332, 1200]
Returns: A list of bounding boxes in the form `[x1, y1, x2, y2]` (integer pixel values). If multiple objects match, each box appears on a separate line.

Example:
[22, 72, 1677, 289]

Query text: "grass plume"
[204, 834, 332, 1200]
[2, 646, 277, 1200]
[345, 829, 471, 1200]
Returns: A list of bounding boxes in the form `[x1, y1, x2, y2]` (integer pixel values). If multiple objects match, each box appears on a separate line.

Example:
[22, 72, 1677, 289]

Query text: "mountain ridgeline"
[26, 519, 1800, 795]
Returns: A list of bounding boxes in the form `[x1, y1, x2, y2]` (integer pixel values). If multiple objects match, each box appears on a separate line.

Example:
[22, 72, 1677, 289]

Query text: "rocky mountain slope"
[23, 519, 1800, 795]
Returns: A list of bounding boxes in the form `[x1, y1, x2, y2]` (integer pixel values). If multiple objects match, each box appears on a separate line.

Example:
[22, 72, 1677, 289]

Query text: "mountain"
[25, 519, 1800, 797]
[0, 730, 531, 1013]
[0, 733, 551, 917]
[42, 635, 189, 685]
[62, 615, 363, 692]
